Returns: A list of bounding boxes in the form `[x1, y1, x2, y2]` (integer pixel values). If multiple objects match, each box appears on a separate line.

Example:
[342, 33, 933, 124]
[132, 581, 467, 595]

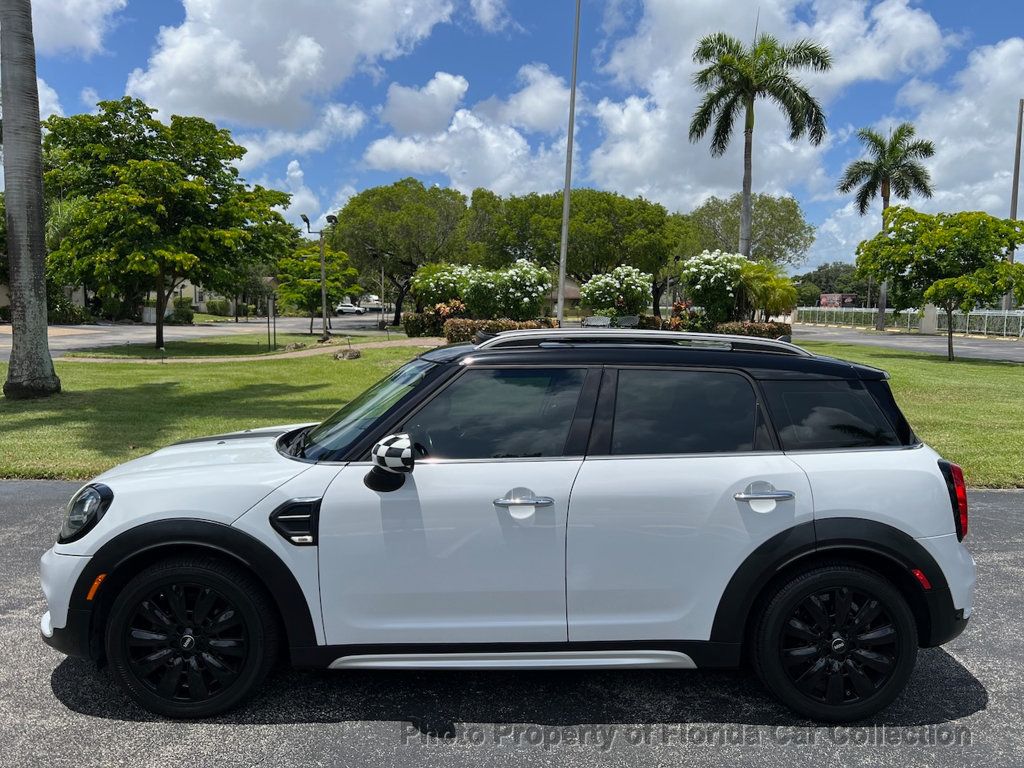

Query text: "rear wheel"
[105, 556, 278, 718]
[753, 564, 917, 722]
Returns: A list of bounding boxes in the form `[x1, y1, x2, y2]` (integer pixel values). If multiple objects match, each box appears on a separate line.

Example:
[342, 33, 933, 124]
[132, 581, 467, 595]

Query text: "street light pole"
[555, 0, 582, 327]
[1006, 97, 1023, 311]
[300, 213, 338, 342]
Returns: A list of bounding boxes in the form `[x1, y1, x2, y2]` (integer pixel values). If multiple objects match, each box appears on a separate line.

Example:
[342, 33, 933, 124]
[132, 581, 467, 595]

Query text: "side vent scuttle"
[269, 498, 321, 546]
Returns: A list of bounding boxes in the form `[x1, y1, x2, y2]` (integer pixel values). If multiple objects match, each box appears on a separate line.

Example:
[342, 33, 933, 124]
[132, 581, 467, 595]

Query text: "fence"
[794, 306, 1024, 338]
[794, 306, 921, 331]
[937, 309, 1024, 337]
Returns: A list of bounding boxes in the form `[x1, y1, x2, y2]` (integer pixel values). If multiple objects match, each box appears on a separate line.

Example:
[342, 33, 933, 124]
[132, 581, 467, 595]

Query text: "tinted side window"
[762, 380, 901, 451]
[404, 368, 586, 459]
[611, 369, 760, 455]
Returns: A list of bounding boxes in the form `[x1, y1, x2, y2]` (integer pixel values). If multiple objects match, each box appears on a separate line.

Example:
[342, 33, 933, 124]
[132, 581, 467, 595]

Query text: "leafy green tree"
[46, 98, 290, 347]
[463, 188, 673, 311]
[1, 0, 60, 398]
[277, 242, 361, 333]
[332, 178, 467, 326]
[838, 123, 935, 329]
[856, 208, 1024, 360]
[689, 193, 815, 266]
[795, 280, 822, 306]
[689, 32, 831, 258]
[794, 261, 867, 297]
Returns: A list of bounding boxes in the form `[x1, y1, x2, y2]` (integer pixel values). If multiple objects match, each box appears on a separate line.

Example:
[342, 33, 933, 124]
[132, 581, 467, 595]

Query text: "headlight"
[58, 484, 114, 544]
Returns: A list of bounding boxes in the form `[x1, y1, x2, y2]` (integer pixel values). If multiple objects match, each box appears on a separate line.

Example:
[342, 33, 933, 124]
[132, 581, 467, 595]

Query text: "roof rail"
[474, 328, 813, 357]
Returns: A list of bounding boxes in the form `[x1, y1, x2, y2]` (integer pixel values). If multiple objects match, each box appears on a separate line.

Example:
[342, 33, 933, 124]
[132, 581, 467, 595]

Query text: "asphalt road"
[0, 313, 389, 361]
[1, 481, 1021, 767]
[794, 324, 1024, 363]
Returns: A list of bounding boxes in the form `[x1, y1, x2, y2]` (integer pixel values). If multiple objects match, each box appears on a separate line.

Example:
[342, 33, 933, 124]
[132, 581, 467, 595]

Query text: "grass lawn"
[803, 341, 1024, 488]
[0, 346, 425, 479]
[62, 331, 393, 359]
[1, 339, 1021, 485]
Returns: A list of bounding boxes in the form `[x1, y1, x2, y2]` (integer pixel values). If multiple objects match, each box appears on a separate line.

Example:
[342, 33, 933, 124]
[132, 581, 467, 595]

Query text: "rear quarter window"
[761, 379, 902, 451]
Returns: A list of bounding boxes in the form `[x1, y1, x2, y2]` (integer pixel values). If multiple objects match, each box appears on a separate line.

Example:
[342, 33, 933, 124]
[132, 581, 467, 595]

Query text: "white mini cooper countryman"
[40, 329, 975, 721]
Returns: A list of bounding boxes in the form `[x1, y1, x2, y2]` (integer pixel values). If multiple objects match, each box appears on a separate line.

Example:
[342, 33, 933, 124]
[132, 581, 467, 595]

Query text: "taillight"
[938, 460, 969, 540]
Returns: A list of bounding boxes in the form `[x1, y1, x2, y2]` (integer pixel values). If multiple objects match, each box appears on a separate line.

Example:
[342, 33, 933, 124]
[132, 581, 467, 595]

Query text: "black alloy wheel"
[753, 564, 917, 722]
[106, 557, 278, 718]
[123, 582, 249, 703]
[779, 586, 899, 706]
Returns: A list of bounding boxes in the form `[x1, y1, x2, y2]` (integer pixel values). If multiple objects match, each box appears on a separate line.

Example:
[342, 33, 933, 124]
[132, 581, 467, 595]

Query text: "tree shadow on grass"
[51, 647, 986, 731]
[0, 380, 339, 462]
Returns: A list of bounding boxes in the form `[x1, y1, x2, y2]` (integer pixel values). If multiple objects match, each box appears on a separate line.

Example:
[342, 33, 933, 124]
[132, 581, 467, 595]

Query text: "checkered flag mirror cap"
[371, 433, 415, 474]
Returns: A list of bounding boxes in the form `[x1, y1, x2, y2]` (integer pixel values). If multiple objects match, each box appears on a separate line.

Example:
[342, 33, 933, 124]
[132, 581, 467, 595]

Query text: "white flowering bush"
[579, 265, 652, 316]
[411, 260, 552, 321]
[410, 263, 473, 307]
[677, 249, 746, 324]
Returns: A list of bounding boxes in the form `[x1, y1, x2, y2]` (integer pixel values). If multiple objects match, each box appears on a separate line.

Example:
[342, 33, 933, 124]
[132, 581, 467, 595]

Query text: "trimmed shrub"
[442, 318, 544, 343]
[677, 249, 746, 324]
[205, 298, 231, 316]
[637, 314, 662, 330]
[402, 312, 445, 338]
[714, 321, 792, 338]
[168, 296, 194, 325]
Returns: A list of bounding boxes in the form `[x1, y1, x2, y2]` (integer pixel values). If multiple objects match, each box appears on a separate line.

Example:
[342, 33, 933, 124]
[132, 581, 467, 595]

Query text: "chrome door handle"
[734, 490, 795, 502]
[493, 496, 554, 507]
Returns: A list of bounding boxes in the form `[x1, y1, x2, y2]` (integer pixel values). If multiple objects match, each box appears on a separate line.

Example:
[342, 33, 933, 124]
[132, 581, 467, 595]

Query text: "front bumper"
[39, 547, 94, 659]
[40, 608, 94, 658]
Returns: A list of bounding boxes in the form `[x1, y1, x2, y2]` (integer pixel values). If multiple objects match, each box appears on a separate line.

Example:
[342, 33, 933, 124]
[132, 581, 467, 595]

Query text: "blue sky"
[28, 0, 1024, 267]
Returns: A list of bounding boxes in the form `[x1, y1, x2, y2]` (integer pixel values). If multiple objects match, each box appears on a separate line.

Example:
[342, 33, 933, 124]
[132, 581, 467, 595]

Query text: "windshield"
[300, 358, 436, 460]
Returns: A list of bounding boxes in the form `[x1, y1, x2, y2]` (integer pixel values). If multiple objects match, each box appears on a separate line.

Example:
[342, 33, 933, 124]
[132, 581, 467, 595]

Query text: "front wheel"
[105, 556, 279, 718]
[752, 564, 917, 722]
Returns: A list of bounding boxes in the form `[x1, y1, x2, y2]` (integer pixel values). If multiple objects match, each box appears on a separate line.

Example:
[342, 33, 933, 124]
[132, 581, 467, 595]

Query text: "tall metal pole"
[319, 230, 330, 341]
[1006, 98, 1023, 311]
[555, 0, 582, 327]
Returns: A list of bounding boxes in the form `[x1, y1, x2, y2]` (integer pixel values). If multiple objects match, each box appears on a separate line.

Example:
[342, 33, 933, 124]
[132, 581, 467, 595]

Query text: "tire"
[752, 564, 917, 722]
[105, 556, 279, 718]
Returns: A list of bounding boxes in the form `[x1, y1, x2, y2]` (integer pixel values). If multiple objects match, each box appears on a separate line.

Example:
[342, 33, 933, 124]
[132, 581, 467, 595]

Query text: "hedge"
[442, 317, 557, 343]
[713, 321, 792, 338]
[402, 312, 445, 338]
[205, 298, 231, 316]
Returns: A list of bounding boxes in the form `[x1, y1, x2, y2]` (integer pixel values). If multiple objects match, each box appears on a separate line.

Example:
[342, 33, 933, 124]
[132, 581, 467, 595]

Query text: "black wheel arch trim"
[710, 517, 960, 648]
[67, 518, 318, 657]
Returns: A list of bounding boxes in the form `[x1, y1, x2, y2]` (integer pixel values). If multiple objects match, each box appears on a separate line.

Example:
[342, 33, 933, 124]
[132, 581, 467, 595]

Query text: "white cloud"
[365, 109, 567, 196]
[80, 87, 100, 110]
[476, 64, 570, 134]
[236, 103, 367, 171]
[587, 0, 958, 214]
[32, 0, 126, 56]
[37, 78, 63, 118]
[380, 72, 469, 136]
[808, 37, 1024, 267]
[126, 0, 454, 129]
[469, 0, 513, 32]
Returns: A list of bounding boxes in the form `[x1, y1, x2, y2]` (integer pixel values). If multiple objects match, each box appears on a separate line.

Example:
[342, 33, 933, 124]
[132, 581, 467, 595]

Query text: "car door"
[318, 365, 600, 646]
[566, 366, 813, 643]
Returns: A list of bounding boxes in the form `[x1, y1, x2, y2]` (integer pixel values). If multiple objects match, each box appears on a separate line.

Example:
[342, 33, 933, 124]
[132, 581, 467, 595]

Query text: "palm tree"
[689, 32, 831, 259]
[1, 0, 60, 398]
[837, 123, 935, 330]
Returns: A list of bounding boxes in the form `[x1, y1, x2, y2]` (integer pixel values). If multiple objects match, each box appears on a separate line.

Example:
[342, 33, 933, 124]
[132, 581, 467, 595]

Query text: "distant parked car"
[360, 296, 383, 312]
[335, 302, 365, 315]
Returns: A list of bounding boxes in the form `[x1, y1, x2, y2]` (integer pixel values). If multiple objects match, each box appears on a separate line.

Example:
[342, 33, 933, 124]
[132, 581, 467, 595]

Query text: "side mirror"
[364, 433, 414, 492]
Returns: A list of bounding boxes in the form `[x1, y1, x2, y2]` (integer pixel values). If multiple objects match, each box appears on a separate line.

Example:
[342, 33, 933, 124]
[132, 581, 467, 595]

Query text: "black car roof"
[419, 330, 887, 381]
